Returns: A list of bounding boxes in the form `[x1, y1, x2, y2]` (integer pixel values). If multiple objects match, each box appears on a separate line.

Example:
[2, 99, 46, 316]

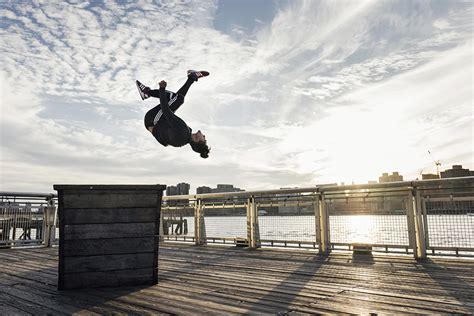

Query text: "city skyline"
[1, 1, 473, 193]
[166, 164, 474, 195]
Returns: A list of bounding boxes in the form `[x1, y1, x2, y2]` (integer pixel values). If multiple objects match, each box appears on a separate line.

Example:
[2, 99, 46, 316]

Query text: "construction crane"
[428, 150, 441, 177]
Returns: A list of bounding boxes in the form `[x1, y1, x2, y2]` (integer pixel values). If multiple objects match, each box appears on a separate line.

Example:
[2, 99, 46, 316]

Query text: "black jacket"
[151, 87, 192, 147]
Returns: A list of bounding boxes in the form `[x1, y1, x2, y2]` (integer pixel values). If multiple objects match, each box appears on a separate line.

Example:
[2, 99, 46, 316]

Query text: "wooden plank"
[63, 237, 155, 256]
[62, 208, 157, 224]
[1, 243, 473, 314]
[60, 268, 156, 289]
[0, 289, 68, 315]
[93, 286, 246, 315]
[94, 281, 290, 315]
[63, 253, 155, 273]
[63, 223, 155, 240]
[0, 271, 151, 315]
[0, 292, 32, 315]
[0, 284, 98, 315]
[159, 258, 474, 301]
[61, 192, 160, 209]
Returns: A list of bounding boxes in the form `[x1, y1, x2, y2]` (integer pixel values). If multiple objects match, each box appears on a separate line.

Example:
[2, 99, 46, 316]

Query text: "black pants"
[145, 77, 194, 126]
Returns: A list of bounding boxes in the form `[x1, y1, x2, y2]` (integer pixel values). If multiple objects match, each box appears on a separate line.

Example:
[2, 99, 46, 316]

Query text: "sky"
[1, 0, 473, 194]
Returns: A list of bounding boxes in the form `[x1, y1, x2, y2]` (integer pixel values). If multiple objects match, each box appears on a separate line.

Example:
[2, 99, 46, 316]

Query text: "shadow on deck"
[0, 243, 473, 315]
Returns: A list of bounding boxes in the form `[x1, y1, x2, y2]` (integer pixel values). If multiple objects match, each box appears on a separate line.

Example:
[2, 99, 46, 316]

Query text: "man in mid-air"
[136, 70, 210, 158]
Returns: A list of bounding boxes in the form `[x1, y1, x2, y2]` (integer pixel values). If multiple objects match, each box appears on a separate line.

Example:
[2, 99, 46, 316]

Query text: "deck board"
[0, 243, 473, 315]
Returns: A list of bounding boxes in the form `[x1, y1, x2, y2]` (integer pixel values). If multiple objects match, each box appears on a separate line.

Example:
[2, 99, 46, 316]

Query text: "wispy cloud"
[1, 0, 472, 192]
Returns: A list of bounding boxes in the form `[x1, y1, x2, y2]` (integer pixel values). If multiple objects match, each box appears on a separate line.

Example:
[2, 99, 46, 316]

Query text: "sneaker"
[136, 80, 150, 100]
[187, 70, 209, 81]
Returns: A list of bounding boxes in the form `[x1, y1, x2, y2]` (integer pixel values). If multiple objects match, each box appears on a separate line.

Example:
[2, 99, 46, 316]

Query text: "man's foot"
[187, 70, 209, 81]
[136, 80, 150, 100]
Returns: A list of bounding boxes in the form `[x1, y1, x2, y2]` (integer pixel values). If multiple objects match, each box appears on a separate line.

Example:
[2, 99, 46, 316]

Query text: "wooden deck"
[1, 243, 473, 315]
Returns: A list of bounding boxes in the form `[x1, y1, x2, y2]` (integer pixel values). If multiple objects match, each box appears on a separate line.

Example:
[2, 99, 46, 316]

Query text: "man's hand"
[159, 80, 167, 88]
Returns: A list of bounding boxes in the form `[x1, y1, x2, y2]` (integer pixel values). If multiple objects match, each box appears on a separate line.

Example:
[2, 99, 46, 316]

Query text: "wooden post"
[413, 188, 427, 259]
[44, 197, 57, 247]
[249, 197, 260, 248]
[159, 211, 164, 242]
[314, 196, 322, 252]
[246, 198, 251, 247]
[194, 199, 206, 245]
[54, 184, 166, 290]
[421, 196, 430, 250]
[319, 194, 331, 254]
[406, 192, 417, 255]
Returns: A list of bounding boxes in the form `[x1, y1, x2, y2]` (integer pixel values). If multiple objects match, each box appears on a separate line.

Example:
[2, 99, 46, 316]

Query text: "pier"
[1, 243, 473, 314]
[1, 177, 473, 314]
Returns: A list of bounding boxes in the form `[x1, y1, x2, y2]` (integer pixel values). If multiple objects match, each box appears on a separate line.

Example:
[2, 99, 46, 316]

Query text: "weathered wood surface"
[61, 208, 157, 224]
[61, 193, 160, 209]
[63, 237, 155, 256]
[56, 185, 164, 289]
[0, 243, 473, 315]
[62, 222, 156, 240]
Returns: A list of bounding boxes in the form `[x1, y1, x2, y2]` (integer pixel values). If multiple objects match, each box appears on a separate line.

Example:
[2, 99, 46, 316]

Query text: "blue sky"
[0, 0, 473, 193]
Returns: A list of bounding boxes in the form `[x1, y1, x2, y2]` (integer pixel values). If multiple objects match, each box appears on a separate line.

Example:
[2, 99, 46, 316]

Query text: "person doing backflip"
[136, 70, 210, 158]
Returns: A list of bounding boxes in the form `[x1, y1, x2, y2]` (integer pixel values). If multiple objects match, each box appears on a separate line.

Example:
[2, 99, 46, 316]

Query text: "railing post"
[407, 189, 427, 259]
[248, 196, 260, 248]
[413, 188, 427, 259]
[314, 195, 322, 251]
[421, 195, 430, 251]
[44, 196, 57, 247]
[406, 192, 416, 253]
[319, 194, 331, 254]
[194, 199, 206, 245]
[159, 211, 164, 241]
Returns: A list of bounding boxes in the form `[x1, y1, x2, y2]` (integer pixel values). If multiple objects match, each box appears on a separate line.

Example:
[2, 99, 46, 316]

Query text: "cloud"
[0, 0, 472, 193]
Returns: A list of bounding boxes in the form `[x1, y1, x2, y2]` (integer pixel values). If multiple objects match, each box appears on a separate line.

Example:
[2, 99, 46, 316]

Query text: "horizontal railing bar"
[260, 239, 317, 245]
[427, 246, 474, 251]
[424, 197, 474, 202]
[331, 242, 411, 248]
[0, 192, 56, 198]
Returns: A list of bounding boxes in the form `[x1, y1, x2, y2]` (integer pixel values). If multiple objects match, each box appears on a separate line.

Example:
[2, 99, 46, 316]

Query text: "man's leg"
[146, 77, 193, 111]
[166, 77, 195, 112]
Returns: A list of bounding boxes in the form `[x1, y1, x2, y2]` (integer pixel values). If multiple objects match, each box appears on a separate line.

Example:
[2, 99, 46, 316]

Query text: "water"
[4, 215, 473, 249]
[172, 214, 474, 248]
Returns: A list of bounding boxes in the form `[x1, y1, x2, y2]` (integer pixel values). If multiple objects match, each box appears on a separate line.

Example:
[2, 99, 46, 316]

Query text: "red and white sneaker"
[136, 80, 150, 100]
[187, 70, 209, 81]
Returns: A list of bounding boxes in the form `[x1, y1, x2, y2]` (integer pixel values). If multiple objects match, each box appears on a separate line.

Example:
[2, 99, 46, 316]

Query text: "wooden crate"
[53, 184, 166, 290]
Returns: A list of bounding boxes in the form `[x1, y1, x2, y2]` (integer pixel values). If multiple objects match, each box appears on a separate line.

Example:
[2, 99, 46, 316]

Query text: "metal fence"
[162, 177, 474, 258]
[419, 182, 474, 256]
[2, 177, 473, 258]
[0, 192, 57, 248]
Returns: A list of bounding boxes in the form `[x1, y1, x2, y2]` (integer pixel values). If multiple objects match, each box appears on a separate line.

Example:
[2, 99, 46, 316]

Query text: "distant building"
[211, 184, 244, 193]
[422, 173, 440, 180]
[166, 183, 190, 196]
[195, 184, 244, 195]
[166, 186, 178, 196]
[166, 182, 190, 206]
[440, 165, 474, 178]
[379, 172, 403, 183]
[196, 184, 245, 215]
[196, 186, 212, 194]
[176, 182, 190, 195]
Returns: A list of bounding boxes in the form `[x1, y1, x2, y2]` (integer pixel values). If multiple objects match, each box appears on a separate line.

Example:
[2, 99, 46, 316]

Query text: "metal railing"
[162, 177, 474, 258]
[0, 192, 58, 248]
[2, 177, 473, 258]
